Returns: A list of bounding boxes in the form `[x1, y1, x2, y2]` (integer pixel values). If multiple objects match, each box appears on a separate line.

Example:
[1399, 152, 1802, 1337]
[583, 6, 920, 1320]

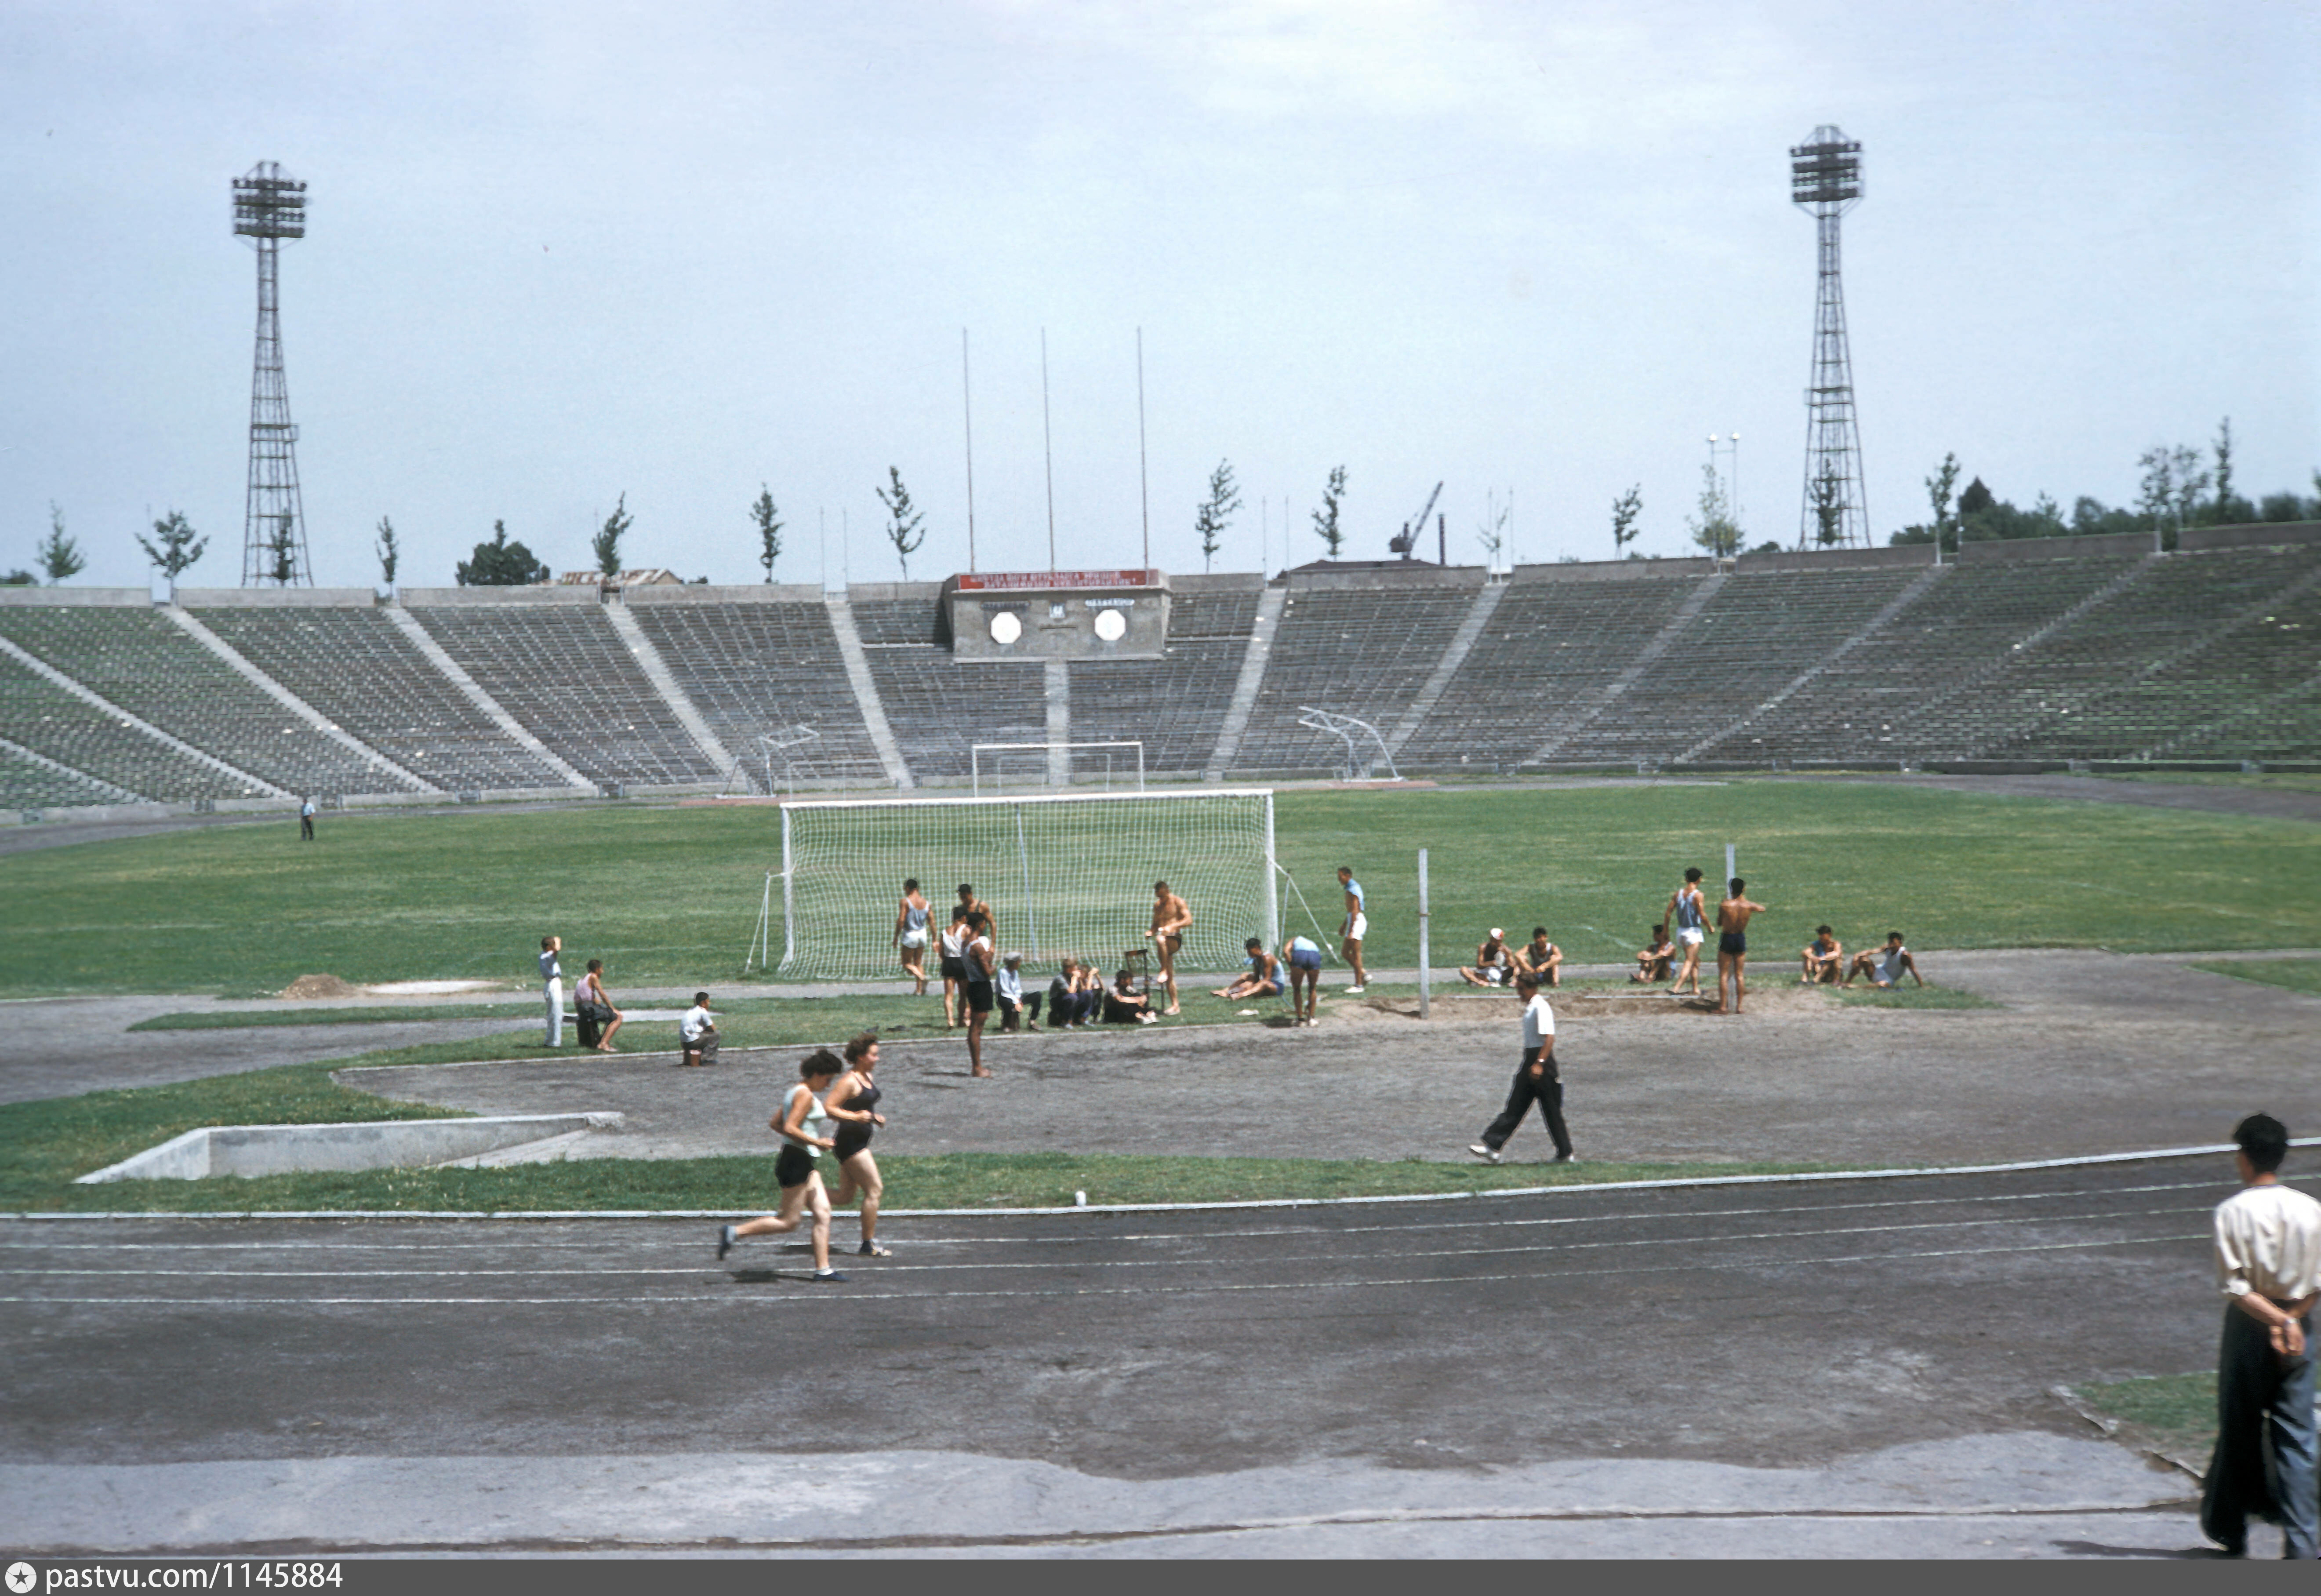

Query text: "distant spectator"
[1800, 926, 1844, 985]
[1337, 866, 1369, 995]
[299, 796, 316, 842]
[997, 952, 1041, 1032]
[680, 990, 719, 1066]
[1460, 928, 1515, 988]
[1517, 927, 1562, 988]
[576, 958, 624, 1052]
[539, 935, 565, 1048]
[1629, 926, 1675, 985]
[1214, 938, 1284, 1000]
[1104, 966, 1157, 1025]
[1844, 932, 1922, 990]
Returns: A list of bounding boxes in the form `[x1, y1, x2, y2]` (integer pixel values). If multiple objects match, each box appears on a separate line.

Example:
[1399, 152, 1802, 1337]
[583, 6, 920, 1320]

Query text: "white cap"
[1489, 927, 1504, 940]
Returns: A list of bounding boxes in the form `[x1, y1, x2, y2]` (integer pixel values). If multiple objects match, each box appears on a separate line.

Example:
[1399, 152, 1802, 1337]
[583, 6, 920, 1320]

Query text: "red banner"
[954, 569, 1154, 592]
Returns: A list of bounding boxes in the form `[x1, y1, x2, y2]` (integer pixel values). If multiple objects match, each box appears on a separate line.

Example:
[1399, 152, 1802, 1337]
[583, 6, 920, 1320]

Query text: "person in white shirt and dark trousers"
[538, 936, 563, 1048]
[1468, 967, 1572, 1165]
[2201, 1112, 2318, 1559]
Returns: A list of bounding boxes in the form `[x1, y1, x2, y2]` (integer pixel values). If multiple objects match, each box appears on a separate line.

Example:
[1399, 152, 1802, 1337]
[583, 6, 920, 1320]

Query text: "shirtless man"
[1460, 928, 1514, 988]
[1714, 877, 1768, 1014]
[1844, 931, 1923, 990]
[1664, 867, 1707, 996]
[1800, 924, 1844, 985]
[1213, 938, 1283, 1000]
[955, 883, 996, 949]
[1337, 866, 1369, 995]
[1630, 925, 1675, 985]
[1147, 879, 1191, 1015]
[1517, 927, 1562, 988]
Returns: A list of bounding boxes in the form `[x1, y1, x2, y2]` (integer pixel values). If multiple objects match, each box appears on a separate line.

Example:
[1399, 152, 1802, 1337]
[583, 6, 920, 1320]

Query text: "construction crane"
[1388, 481, 1443, 560]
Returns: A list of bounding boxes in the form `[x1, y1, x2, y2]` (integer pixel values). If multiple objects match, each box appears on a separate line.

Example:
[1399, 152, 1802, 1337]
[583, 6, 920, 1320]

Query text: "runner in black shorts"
[962, 912, 996, 1078]
[825, 1032, 890, 1257]
[717, 1050, 846, 1281]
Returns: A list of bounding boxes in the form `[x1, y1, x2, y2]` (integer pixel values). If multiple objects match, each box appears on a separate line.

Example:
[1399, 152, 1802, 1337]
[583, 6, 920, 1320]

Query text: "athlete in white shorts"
[1336, 866, 1369, 994]
[1664, 868, 1707, 996]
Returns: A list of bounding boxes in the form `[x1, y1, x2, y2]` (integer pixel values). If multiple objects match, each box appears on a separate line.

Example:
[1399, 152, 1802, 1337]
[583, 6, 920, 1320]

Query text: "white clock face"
[989, 611, 1022, 645]
[1093, 607, 1127, 642]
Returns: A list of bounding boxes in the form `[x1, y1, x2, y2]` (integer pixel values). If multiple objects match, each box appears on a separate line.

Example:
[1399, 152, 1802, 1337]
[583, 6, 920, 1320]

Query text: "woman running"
[825, 1032, 891, 1258]
[716, 1050, 846, 1282]
[893, 879, 931, 996]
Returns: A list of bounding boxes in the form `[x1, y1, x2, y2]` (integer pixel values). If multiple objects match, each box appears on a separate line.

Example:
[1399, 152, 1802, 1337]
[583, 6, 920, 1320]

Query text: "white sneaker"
[1468, 1144, 1502, 1164]
[1344, 985, 1365, 995]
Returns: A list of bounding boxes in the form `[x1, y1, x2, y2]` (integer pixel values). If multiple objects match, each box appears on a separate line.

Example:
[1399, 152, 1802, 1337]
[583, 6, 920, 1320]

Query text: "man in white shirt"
[1467, 967, 1572, 1165]
[2201, 1112, 2318, 1559]
[680, 991, 719, 1068]
[1337, 866, 1369, 995]
[538, 935, 564, 1048]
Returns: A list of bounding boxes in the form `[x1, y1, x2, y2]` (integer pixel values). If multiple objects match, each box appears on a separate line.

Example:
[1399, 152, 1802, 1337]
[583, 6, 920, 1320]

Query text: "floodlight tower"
[232, 162, 312, 585]
[1790, 127, 1869, 549]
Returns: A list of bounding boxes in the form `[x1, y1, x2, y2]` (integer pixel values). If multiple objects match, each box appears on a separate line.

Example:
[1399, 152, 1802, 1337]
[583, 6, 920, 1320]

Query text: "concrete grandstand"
[2, 520, 2316, 815]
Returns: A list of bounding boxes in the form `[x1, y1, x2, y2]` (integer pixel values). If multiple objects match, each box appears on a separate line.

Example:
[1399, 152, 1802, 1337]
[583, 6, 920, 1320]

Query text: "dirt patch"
[278, 973, 361, 1000]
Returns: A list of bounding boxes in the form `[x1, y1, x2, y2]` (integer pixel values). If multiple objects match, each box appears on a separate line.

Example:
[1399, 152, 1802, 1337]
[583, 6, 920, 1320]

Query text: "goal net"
[776, 789, 1277, 982]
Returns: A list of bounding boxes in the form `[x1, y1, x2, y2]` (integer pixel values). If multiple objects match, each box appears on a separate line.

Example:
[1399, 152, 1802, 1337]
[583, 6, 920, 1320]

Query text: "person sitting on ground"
[1800, 925, 1845, 985]
[1103, 966, 1158, 1024]
[1516, 927, 1562, 988]
[1460, 928, 1515, 988]
[1047, 958, 1092, 1029]
[1843, 931, 1922, 989]
[997, 951, 1041, 1032]
[575, 958, 624, 1052]
[1629, 925, 1676, 984]
[679, 990, 719, 1066]
[1213, 937, 1284, 1000]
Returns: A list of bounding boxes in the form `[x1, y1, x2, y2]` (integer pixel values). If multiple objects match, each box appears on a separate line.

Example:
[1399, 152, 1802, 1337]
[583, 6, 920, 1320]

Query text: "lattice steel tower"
[232, 162, 311, 585]
[1791, 127, 1869, 549]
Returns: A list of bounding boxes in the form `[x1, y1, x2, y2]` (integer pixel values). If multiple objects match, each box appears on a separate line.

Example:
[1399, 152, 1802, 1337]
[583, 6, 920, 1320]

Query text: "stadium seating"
[0, 607, 412, 796]
[1070, 588, 1262, 774]
[628, 598, 889, 785]
[1229, 582, 1478, 774]
[193, 604, 567, 792]
[864, 647, 1049, 780]
[0, 650, 253, 803]
[0, 740, 132, 810]
[1396, 572, 1702, 770]
[1697, 555, 2142, 764]
[407, 603, 719, 786]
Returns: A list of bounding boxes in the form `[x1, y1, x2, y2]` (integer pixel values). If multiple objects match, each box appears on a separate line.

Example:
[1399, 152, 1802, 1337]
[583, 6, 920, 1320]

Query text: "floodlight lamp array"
[1788, 128, 1861, 211]
[232, 162, 307, 239]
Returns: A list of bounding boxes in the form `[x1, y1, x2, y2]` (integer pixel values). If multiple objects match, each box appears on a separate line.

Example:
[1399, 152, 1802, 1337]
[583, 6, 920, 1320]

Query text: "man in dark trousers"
[2201, 1112, 2319, 1558]
[1467, 967, 1572, 1165]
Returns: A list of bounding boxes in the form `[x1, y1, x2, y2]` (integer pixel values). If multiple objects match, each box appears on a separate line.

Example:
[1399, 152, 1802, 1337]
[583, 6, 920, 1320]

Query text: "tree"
[374, 516, 400, 586]
[136, 509, 206, 581]
[37, 502, 85, 585]
[1609, 485, 1642, 557]
[592, 492, 632, 578]
[1311, 465, 1348, 559]
[1193, 459, 1241, 573]
[267, 513, 299, 585]
[2168, 444, 2209, 538]
[1925, 453, 1961, 553]
[2208, 417, 2252, 525]
[456, 520, 549, 586]
[752, 487, 783, 582]
[0, 570, 33, 586]
[1686, 463, 1740, 557]
[876, 467, 925, 580]
[1808, 463, 1846, 547]
[1475, 489, 1509, 569]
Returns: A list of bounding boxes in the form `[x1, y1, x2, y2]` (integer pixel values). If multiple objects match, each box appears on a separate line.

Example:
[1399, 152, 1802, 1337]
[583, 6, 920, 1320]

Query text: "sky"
[2, 0, 2314, 589]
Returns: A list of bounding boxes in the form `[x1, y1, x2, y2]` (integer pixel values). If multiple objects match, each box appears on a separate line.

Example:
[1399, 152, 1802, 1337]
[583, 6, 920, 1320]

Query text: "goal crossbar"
[971, 740, 1145, 797]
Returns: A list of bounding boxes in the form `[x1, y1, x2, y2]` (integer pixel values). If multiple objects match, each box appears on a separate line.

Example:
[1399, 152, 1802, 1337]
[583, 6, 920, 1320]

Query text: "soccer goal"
[772, 788, 1277, 982]
[971, 740, 1145, 796]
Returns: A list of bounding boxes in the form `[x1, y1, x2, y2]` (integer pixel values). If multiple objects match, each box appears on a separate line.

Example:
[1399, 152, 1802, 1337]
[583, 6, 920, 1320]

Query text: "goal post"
[971, 740, 1145, 796]
[775, 789, 1277, 982]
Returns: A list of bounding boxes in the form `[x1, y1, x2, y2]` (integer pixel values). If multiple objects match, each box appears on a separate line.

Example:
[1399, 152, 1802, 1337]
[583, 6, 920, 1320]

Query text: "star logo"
[6, 1562, 36, 1595]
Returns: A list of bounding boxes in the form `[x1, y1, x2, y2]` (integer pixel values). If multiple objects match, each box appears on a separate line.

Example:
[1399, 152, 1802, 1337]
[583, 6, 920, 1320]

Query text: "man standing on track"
[538, 934, 564, 1049]
[1715, 878, 1767, 1015]
[1467, 967, 1572, 1165]
[1664, 867, 1707, 997]
[299, 796, 316, 842]
[1337, 865, 1369, 995]
[2201, 1112, 2319, 1559]
[1148, 879, 1191, 1016]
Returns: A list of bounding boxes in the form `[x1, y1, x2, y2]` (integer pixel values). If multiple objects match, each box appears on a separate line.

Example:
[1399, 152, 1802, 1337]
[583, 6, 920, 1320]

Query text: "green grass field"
[2073, 1372, 2216, 1471]
[2189, 957, 2321, 998]
[2, 781, 2313, 999]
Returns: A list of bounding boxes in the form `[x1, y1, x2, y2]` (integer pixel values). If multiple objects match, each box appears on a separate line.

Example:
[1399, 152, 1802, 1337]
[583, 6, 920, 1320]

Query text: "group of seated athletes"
[1457, 927, 1566, 989]
[1798, 925, 1923, 988]
[1447, 919, 1925, 991]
